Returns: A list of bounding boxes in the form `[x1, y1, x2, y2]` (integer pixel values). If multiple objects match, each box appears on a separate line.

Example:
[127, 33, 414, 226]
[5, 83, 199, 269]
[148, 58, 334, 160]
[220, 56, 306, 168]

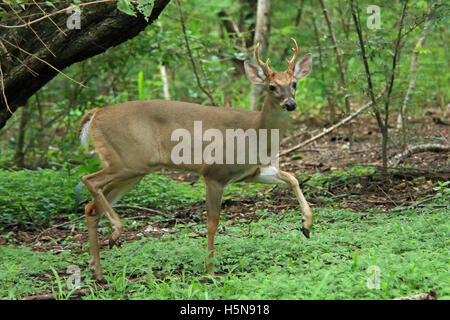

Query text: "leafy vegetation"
[0, 167, 448, 300]
[0, 246, 72, 299]
[1, 201, 448, 299]
[0, 167, 269, 230]
[0, 169, 83, 227]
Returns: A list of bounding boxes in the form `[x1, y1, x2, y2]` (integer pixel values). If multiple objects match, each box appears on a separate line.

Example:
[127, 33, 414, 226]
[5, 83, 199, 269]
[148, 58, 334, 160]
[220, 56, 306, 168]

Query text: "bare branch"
[393, 289, 437, 300]
[392, 144, 450, 167]
[279, 88, 386, 157]
[319, 0, 353, 147]
[113, 204, 165, 216]
[175, 0, 218, 106]
[384, 0, 409, 127]
[397, 3, 436, 135]
[0, 61, 12, 114]
[0, 36, 87, 88]
[349, 0, 383, 129]
[32, 0, 67, 36]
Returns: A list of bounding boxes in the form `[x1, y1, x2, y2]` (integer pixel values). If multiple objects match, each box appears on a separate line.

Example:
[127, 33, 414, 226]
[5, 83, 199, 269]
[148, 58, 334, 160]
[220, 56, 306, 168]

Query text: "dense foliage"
[0, 0, 448, 168]
[0, 167, 448, 299]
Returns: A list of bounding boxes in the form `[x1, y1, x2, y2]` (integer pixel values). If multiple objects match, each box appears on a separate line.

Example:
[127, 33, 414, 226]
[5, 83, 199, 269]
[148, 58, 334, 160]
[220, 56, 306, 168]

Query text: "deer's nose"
[284, 101, 297, 111]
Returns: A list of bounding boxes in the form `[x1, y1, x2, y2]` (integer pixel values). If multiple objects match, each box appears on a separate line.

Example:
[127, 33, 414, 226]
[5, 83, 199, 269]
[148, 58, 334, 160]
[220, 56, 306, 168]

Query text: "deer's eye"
[292, 82, 297, 89]
[269, 85, 276, 91]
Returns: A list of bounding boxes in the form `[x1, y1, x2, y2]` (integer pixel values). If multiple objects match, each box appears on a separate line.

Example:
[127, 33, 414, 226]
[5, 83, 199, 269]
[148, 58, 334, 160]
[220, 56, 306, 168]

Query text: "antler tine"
[286, 37, 299, 74]
[254, 42, 273, 76]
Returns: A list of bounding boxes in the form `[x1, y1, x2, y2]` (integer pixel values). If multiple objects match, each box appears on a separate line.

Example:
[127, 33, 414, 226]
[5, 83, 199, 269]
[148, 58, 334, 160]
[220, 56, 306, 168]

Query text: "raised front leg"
[277, 170, 313, 237]
[204, 178, 226, 275]
[244, 166, 313, 237]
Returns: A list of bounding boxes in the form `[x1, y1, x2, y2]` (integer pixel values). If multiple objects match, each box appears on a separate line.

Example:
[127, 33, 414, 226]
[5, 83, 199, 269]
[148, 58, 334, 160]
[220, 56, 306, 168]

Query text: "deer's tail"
[78, 108, 98, 150]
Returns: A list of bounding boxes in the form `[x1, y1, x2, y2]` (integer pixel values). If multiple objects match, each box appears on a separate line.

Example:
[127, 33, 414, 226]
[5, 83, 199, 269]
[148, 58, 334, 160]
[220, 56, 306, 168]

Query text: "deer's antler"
[254, 42, 273, 77]
[286, 38, 299, 75]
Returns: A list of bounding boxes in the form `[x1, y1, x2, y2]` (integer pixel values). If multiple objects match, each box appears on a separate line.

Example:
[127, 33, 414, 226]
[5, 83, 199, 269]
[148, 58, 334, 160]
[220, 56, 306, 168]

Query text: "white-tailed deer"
[78, 38, 313, 281]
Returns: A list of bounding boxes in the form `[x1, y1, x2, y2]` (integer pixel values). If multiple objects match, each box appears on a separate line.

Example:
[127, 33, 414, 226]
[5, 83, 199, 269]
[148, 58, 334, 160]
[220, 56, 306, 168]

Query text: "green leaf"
[117, 0, 136, 16]
[45, 1, 56, 8]
[138, 71, 145, 100]
[137, 0, 155, 21]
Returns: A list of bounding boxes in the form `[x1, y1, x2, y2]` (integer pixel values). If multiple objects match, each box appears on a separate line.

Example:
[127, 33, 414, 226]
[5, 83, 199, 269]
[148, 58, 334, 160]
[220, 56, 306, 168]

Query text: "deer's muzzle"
[283, 101, 297, 111]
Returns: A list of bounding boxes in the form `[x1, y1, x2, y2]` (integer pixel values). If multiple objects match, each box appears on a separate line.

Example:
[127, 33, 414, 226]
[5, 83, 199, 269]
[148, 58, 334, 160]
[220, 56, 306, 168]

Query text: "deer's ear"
[294, 53, 312, 80]
[244, 61, 266, 84]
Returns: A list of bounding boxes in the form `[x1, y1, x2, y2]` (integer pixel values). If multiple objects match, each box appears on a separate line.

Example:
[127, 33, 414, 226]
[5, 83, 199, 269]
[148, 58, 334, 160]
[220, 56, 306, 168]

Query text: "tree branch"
[279, 88, 385, 157]
[384, 0, 409, 127]
[349, 0, 383, 130]
[397, 3, 435, 134]
[393, 289, 437, 300]
[319, 0, 353, 147]
[392, 144, 450, 167]
[175, 0, 218, 106]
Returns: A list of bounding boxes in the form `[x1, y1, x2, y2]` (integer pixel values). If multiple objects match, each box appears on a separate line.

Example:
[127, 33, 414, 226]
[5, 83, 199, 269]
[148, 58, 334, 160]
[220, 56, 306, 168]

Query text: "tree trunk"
[160, 63, 171, 101]
[218, 10, 248, 75]
[217, 0, 257, 77]
[382, 0, 409, 167]
[311, 11, 335, 123]
[250, 0, 271, 111]
[349, 0, 408, 170]
[319, 0, 353, 148]
[397, 4, 434, 138]
[156, 21, 171, 100]
[0, 0, 170, 130]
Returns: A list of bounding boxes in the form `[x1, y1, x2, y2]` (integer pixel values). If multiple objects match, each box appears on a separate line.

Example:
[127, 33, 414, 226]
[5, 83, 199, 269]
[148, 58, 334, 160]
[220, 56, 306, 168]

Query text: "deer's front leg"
[204, 178, 225, 276]
[244, 167, 313, 238]
[277, 170, 313, 238]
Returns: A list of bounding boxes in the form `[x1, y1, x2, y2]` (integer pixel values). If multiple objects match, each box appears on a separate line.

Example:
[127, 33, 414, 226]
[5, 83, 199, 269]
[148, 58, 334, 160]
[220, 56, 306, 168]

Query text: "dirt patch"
[279, 114, 448, 173]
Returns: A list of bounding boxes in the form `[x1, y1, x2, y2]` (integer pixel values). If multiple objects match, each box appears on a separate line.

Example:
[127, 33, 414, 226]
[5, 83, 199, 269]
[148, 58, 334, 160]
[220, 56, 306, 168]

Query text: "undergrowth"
[0, 167, 448, 299]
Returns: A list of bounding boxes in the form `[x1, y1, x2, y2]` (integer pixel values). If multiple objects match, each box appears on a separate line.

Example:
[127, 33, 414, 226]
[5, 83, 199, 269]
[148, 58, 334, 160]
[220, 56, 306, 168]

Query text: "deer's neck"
[258, 96, 290, 133]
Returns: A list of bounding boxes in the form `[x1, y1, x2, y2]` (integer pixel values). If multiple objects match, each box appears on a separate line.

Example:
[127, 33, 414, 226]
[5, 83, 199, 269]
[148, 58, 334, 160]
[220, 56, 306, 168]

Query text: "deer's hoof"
[301, 227, 310, 239]
[108, 237, 121, 249]
[95, 277, 107, 285]
[91, 271, 106, 284]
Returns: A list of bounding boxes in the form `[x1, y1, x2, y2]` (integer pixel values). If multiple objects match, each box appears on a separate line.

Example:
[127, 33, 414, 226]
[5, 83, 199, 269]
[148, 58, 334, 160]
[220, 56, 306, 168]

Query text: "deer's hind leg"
[103, 176, 144, 247]
[83, 168, 143, 280]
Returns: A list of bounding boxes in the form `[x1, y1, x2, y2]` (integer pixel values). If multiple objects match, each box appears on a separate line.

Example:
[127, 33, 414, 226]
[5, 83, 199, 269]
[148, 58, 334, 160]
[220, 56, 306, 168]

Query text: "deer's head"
[244, 38, 312, 111]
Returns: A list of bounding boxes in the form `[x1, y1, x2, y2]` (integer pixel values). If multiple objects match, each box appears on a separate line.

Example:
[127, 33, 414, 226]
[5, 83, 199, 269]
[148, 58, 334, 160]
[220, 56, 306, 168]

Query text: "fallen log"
[392, 144, 450, 167]
[393, 289, 437, 300]
[279, 88, 385, 157]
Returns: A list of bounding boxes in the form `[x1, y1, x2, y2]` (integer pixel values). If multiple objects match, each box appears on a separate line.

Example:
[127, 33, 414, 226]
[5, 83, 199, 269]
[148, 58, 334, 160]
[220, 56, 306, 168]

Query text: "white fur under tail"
[80, 116, 93, 150]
